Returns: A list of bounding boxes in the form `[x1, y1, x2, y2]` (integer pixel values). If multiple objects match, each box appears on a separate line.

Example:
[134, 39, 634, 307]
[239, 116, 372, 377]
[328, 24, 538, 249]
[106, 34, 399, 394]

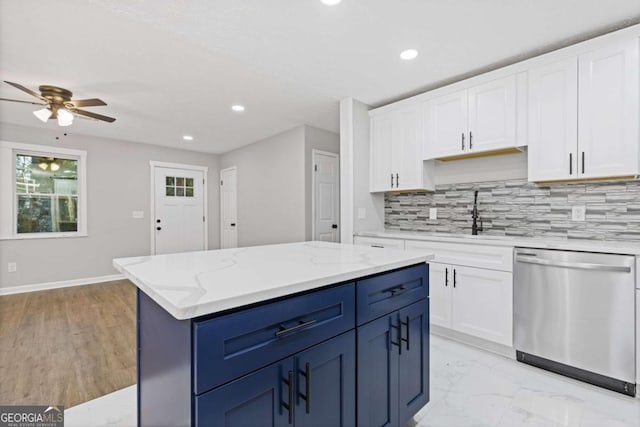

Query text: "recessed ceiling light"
[231, 105, 245, 112]
[321, 0, 342, 5]
[400, 49, 419, 61]
[183, 135, 194, 141]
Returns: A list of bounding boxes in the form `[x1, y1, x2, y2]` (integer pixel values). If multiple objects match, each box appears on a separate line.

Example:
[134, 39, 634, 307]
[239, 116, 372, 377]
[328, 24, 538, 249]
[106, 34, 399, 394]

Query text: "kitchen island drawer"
[193, 283, 355, 394]
[356, 263, 428, 326]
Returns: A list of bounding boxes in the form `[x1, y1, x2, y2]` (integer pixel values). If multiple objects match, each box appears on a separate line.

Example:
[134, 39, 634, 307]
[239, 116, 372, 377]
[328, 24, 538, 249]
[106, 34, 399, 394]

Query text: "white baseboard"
[0, 274, 125, 296]
[431, 324, 516, 359]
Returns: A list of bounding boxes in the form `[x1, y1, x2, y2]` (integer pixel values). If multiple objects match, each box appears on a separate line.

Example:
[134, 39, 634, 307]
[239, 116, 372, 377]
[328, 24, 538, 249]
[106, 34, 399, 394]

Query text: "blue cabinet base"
[136, 264, 429, 427]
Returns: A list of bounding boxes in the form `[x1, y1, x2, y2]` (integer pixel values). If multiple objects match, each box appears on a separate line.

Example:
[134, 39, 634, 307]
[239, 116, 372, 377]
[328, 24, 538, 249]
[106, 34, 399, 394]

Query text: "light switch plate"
[572, 205, 586, 222]
[429, 208, 437, 220]
[132, 210, 145, 219]
[358, 208, 367, 220]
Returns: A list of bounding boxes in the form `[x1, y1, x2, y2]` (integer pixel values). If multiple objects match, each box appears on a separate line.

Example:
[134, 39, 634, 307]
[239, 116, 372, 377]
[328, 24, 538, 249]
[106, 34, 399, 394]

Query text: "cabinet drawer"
[354, 236, 405, 250]
[356, 264, 428, 326]
[405, 240, 513, 272]
[193, 283, 355, 394]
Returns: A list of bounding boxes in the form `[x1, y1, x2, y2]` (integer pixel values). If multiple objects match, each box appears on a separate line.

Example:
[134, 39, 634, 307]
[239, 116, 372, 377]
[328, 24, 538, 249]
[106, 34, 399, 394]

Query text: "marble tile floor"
[64, 334, 640, 427]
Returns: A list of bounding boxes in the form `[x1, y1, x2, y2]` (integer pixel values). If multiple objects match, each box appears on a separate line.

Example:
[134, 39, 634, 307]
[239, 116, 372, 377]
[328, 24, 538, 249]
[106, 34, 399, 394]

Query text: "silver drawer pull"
[516, 256, 631, 273]
[275, 319, 318, 337]
[370, 244, 385, 248]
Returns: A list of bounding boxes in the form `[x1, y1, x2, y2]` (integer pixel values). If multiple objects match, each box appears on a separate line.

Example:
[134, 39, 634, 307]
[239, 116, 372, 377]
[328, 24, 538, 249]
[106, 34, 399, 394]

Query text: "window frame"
[0, 141, 88, 240]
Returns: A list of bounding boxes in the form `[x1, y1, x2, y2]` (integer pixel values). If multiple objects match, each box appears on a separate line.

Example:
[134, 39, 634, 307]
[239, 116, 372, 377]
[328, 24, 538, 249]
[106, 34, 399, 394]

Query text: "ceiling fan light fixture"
[33, 107, 52, 123]
[57, 108, 74, 127]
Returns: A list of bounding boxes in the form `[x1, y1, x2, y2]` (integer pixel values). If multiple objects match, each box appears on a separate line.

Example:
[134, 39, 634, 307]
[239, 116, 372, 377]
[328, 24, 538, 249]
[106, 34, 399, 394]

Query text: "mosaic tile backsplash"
[385, 179, 640, 241]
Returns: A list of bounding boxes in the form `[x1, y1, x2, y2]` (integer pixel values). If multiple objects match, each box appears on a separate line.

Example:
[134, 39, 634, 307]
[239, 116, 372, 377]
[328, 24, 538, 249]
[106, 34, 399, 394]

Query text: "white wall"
[220, 126, 306, 247]
[0, 123, 220, 291]
[304, 125, 340, 240]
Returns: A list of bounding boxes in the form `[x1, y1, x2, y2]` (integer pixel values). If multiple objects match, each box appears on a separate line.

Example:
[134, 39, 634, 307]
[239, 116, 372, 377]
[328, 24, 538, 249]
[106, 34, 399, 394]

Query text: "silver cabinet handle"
[370, 244, 385, 248]
[461, 133, 465, 150]
[390, 173, 394, 188]
[396, 173, 399, 188]
[469, 131, 473, 149]
[515, 256, 631, 273]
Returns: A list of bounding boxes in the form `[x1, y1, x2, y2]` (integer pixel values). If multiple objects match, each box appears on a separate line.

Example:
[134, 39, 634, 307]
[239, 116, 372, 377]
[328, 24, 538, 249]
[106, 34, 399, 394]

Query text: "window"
[0, 142, 87, 239]
[165, 176, 194, 197]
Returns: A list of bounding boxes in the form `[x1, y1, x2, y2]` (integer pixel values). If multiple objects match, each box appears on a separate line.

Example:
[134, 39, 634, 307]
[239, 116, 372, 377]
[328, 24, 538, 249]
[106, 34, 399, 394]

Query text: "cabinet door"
[428, 263, 452, 328]
[370, 113, 394, 192]
[195, 358, 293, 427]
[423, 90, 468, 159]
[528, 57, 578, 182]
[398, 300, 430, 427]
[357, 314, 399, 427]
[467, 75, 517, 153]
[578, 38, 640, 179]
[295, 331, 356, 427]
[451, 266, 513, 346]
[392, 105, 423, 190]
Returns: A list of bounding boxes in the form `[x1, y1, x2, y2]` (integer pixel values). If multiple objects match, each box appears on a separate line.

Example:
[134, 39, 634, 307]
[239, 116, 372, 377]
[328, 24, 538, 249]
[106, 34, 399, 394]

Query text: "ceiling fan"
[0, 81, 116, 126]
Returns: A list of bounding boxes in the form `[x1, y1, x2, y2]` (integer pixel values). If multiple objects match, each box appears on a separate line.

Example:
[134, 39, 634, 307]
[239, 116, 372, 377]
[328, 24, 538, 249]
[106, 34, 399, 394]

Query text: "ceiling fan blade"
[0, 97, 47, 106]
[70, 108, 116, 123]
[4, 81, 47, 101]
[66, 98, 107, 108]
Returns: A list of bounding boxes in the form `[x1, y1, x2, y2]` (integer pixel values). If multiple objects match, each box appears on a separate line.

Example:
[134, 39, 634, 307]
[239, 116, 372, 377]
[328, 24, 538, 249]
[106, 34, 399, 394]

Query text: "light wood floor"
[0, 280, 136, 408]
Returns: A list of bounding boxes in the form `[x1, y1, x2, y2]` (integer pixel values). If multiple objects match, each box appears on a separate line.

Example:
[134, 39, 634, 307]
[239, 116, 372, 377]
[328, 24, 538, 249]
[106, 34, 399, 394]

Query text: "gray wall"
[386, 178, 640, 241]
[220, 126, 306, 247]
[0, 123, 220, 290]
[304, 125, 340, 240]
[350, 100, 385, 234]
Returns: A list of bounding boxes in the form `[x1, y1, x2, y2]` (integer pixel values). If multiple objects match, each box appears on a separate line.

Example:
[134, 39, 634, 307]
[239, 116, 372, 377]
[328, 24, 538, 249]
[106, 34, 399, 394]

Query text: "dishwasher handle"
[515, 255, 632, 273]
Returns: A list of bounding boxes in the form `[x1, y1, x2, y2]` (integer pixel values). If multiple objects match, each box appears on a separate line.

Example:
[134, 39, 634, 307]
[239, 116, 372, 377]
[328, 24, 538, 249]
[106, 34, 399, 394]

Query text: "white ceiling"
[1, 0, 639, 154]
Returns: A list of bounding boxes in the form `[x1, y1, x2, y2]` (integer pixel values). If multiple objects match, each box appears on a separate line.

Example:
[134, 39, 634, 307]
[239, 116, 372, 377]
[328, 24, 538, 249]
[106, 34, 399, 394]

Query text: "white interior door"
[313, 150, 339, 242]
[220, 167, 238, 249]
[153, 165, 205, 255]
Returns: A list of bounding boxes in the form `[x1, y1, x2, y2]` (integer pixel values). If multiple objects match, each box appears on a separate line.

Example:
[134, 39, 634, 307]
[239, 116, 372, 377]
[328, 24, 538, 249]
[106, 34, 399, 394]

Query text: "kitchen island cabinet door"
[195, 358, 294, 427]
[398, 300, 430, 427]
[357, 313, 399, 427]
[295, 331, 356, 427]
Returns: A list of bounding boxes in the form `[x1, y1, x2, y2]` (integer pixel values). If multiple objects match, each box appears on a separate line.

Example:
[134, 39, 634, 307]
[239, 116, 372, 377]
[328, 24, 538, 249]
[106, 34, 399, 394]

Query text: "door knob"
[156, 219, 161, 223]
[331, 224, 338, 229]
[156, 227, 161, 231]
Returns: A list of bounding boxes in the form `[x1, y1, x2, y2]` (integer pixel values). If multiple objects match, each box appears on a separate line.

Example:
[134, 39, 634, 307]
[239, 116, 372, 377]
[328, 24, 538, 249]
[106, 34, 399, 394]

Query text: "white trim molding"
[0, 274, 125, 296]
[149, 161, 209, 255]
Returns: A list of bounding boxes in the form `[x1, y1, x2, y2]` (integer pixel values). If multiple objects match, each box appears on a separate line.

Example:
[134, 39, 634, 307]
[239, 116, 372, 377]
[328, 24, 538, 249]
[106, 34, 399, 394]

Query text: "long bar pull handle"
[569, 153, 573, 175]
[515, 256, 632, 273]
[461, 133, 465, 150]
[390, 319, 402, 355]
[469, 131, 473, 149]
[390, 173, 394, 188]
[582, 152, 585, 174]
[304, 363, 310, 414]
[453, 269, 457, 288]
[400, 316, 410, 351]
[275, 319, 317, 337]
[396, 173, 399, 188]
[445, 268, 448, 287]
[283, 370, 294, 424]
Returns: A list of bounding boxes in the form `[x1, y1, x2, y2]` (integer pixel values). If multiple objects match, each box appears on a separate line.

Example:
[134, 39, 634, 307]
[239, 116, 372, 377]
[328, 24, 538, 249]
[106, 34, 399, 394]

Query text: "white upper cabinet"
[528, 57, 579, 182]
[528, 37, 639, 182]
[578, 38, 639, 179]
[423, 90, 468, 159]
[423, 74, 518, 160]
[369, 104, 434, 192]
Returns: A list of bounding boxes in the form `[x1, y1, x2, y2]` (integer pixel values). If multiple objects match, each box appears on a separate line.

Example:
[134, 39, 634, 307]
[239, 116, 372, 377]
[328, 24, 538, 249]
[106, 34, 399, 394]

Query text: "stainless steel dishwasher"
[514, 247, 636, 396]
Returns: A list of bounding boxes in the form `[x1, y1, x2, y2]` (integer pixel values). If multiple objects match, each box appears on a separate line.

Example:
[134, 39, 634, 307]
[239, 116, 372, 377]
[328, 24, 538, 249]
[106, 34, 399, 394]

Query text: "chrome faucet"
[471, 190, 483, 235]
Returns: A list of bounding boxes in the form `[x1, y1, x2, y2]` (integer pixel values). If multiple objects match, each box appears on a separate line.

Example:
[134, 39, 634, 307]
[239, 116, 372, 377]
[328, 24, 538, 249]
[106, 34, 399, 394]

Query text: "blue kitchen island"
[114, 241, 432, 427]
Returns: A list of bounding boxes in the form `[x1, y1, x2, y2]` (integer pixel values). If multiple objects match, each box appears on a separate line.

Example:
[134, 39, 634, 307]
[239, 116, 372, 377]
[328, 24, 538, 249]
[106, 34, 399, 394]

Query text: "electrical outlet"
[572, 205, 586, 222]
[132, 210, 144, 219]
[7, 262, 16, 273]
[429, 208, 437, 220]
[358, 208, 367, 220]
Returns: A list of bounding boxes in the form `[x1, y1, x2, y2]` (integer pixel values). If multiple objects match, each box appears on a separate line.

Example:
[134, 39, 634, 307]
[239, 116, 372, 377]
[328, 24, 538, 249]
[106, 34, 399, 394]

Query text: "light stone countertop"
[113, 241, 432, 320]
[356, 230, 640, 255]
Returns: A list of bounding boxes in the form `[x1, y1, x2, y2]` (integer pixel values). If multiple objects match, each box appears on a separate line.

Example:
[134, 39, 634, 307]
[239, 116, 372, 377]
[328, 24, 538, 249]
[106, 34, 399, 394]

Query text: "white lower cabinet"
[429, 262, 513, 347]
